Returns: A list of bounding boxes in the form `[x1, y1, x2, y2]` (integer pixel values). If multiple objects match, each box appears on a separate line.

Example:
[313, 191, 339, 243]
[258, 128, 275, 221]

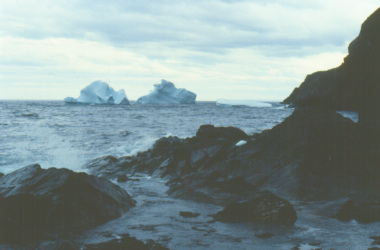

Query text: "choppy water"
[0, 100, 292, 174]
[1, 100, 374, 249]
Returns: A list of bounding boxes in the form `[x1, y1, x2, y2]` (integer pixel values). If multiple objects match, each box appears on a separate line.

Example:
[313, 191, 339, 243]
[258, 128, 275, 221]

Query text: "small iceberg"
[64, 81, 130, 105]
[137, 79, 196, 104]
[235, 140, 247, 147]
[216, 99, 272, 108]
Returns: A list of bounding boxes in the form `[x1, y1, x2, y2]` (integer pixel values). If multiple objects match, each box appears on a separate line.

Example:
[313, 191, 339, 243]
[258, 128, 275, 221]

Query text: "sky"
[0, 1, 379, 101]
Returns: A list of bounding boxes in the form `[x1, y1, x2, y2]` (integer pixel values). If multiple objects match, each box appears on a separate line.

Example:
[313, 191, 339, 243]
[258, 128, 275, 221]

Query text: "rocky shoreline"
[1, 7, 380, 250]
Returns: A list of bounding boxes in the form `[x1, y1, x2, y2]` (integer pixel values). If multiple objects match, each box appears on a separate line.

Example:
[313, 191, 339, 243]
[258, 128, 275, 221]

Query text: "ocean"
[0, 100, 292, 174]
[2, 100, 374, 249]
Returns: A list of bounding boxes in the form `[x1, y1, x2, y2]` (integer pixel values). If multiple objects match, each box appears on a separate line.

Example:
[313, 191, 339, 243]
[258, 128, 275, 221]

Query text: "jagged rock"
[87, 107, 379, 204]
[214, 191, 297, 226]
[283, 8, 380, 116]
[0, 164, 136, 244]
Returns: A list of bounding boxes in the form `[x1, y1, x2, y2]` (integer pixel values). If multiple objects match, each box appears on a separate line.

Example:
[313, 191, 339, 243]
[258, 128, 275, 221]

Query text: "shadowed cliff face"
[283, 8, 380, 115]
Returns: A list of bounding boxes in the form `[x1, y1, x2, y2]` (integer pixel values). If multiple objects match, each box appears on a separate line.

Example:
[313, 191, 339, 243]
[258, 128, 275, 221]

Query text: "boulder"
[214, 191, 297, 226]
[335, 199, 380, 223]
[0, 164, 136, 244]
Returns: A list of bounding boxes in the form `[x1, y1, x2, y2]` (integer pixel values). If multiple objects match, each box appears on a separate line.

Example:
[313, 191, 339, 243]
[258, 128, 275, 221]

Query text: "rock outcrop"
[86, 107, 377, 206]
[334, 199, 380, 223]
[283, 8, 380, 116]
[214, 191, 297, 226]
[0, 164, 136, 244]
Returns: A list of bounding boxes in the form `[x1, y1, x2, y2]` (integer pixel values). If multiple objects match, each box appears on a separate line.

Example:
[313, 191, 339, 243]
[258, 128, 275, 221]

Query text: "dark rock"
[179, 211, 200, 218]
[255, 233, 275, 239]
[333, 200, 355, 221]
[283, 8, 380, 116]
[373, 241, 380, 246]
[116, 174, 139, 183]
[355, 199, 380, 223]
[334, 199, 380, 223]
[214, 191, 297, 226]
[371, 236, 380, 241]
[196, 124, 249, 142]
[0, 164, 136, 244]
[87, 107, 376, 204]
[0, 173, 3, 178]
[84, 234, 169, 250]
[309, 242, 321, 246]
[117, 174, 129, 182]
[37, 240, 77, 250]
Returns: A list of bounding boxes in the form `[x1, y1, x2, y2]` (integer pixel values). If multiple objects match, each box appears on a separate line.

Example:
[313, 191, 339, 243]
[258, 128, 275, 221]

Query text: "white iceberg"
[137, 79, 196, 104]
[235, 140, 247, 147]
[216, 99, 271, 108]
[64, 81, 130, 105]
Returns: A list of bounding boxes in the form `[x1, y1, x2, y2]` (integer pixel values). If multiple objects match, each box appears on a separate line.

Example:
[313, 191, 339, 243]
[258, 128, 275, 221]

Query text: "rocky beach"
[1, 7, 380, 250]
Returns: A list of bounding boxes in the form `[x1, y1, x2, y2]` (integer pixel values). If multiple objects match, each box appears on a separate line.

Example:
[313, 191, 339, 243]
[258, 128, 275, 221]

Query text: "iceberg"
[64, 81, 130, 105]
[137, 79, 196, 104]
[216, 99, 272, 108]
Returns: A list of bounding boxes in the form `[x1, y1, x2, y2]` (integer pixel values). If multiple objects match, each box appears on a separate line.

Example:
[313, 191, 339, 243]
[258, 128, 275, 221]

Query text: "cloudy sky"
[0, 1, 378, 101]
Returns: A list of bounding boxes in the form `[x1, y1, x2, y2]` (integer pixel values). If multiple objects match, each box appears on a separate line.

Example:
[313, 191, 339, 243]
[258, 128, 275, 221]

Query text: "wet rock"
[0, 173, 4, 178]
[214, 191, 297, 226]
[37, 240, 77, 250]
[334, 199, 380, 223]
[116, 174, 140, 183]
[196, 124, 249, 142]
[117, 174, 129, 182]
[84, 234, 169, 250]
[371, 236, 380, 246]
[355, 199, 380, 223]
[0, 164, 136, 244]
[333, 200, 355, 221]
[87, 108, 374, 204]
[179, 211, 200, 218]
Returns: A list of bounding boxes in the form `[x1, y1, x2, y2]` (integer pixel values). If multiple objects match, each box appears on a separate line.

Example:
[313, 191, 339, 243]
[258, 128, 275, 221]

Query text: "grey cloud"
[0, 0, 371, 58]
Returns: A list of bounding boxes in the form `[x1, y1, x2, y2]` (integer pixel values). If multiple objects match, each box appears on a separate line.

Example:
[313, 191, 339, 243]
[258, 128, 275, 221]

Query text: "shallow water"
[79, 174, 380, 249]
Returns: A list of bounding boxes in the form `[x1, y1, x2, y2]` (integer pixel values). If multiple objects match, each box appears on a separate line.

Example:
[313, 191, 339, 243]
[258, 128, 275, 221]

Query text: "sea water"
[0, 100, 291, 174]
[1, 100, 375, 249]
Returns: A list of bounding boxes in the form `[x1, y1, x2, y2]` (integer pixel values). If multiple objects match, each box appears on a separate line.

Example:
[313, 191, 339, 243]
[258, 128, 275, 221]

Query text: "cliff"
[283, 8, 380, 117]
